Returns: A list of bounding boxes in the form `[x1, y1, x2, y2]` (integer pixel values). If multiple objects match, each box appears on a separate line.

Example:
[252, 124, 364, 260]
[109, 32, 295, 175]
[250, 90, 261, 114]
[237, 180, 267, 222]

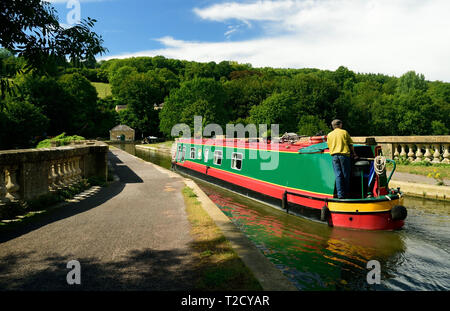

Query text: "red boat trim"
[174, 162, 404, 230]
[330, 212, 404, 230]
[177, 160, 333, 200]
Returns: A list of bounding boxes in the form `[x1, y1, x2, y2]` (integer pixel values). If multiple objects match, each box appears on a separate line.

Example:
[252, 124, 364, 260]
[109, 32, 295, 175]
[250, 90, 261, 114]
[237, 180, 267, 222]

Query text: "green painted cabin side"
[175, 141, 337, 196]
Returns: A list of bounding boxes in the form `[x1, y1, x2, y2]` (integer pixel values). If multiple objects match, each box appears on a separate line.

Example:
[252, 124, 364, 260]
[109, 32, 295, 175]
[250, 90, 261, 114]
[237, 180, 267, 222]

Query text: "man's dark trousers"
[332, 154, 351, 199]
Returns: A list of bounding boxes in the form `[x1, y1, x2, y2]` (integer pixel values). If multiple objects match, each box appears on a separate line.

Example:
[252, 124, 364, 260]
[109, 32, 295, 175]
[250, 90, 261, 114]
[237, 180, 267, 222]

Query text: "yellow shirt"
[327, 128, 353, 156]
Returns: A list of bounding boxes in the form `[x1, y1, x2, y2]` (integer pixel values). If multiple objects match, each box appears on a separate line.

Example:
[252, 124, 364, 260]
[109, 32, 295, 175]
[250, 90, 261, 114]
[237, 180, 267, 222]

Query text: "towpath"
[388, 170, 449, 200]
[0, 148, 196, 290]
[389, 171, 449, 186]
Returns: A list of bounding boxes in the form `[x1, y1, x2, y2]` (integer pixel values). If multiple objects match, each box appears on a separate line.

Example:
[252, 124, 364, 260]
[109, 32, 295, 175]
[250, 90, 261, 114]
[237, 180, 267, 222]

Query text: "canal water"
[113, 143, 450, 291]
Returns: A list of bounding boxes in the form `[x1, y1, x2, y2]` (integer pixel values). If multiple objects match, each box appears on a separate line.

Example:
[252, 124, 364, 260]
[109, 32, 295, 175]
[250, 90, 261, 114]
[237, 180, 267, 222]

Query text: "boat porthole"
[349, 217, 353, 221]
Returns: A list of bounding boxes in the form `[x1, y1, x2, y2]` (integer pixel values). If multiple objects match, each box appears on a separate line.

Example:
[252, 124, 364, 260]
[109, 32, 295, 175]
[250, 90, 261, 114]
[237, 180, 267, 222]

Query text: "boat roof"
[177, 137, 329, 153]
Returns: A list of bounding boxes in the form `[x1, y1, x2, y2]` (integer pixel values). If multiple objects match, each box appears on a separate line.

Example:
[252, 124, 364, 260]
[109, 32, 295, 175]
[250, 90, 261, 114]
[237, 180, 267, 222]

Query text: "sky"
[49, 0, 450, 82]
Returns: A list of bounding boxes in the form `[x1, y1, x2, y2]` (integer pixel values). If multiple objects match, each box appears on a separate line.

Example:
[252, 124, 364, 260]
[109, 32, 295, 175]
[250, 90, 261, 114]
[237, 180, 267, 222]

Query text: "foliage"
[427, 168, 444, 186]
[58, 73, 100, 137]
[297, 115, 330, 136]
[0, 0, 106, 105]
[92, 82, 112, 99]
[160, 78, 229, 136]
[249, 91, 298, 133]
[397, 71, 428, 94]
[15, 74, 73, 136]
[0, 100, 48, 148]
[36, 132, 85, 148]
[1, 50, 449, 150]
[113, 72, 161, 137]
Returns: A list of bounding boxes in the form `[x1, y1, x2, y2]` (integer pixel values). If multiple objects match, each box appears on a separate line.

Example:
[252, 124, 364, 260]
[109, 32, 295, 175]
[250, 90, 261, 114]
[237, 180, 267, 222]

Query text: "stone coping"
[352, 136, 450, 144]
[0, 142, 108, 165]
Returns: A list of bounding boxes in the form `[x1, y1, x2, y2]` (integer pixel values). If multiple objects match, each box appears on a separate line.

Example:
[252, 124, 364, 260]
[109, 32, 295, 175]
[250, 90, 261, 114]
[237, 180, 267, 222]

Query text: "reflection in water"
[113, 143, 450, 291]
[134, 148, 173, 170]
[201, 183, 407, 290]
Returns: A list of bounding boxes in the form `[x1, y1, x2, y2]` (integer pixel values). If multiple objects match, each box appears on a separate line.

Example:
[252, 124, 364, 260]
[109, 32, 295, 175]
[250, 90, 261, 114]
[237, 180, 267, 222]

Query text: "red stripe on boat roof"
[177, 138, 328, 153]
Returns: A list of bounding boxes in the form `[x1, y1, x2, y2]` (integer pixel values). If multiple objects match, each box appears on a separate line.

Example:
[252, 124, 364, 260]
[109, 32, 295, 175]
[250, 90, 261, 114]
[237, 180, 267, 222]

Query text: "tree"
[431, 121, 448, 135]
[15, 74, 73, 135]
[333, 66, 356, 88]
[112, 72, 162, 136]
[249, 91, 298, 133]
[297, 115, 330, 136]
[427, 81, 450, 131]
[394, 90, 439, 135]
[180, 99, 221, 129]
[109, 65, 138, 97]
[147, 68, 179, 100]
[58, 73, 99, 136]
[92, 96, 118, 138]
[282, 73, 339, 122]
[223, 74, 276, 120]
[397, 71, 428, 94]
[369, 94, 399, 136]
[0, 48, 18, 78]
[0, 0, 106, 107]
[159, 78, 228, 136]
[1, 100, 49, 148]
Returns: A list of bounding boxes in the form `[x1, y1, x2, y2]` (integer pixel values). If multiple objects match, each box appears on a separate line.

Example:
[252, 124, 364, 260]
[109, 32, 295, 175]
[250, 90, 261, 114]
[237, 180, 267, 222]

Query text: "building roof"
[110, 124, 135, 132]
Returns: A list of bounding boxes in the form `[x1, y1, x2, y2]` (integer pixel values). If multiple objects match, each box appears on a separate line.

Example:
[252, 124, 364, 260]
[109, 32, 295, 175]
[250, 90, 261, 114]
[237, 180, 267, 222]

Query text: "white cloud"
[193, 0, 303, 22]
[102, 0, 450, 81]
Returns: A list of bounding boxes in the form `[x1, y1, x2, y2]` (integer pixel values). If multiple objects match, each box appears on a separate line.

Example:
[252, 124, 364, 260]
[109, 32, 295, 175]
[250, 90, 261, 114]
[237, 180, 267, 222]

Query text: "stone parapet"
[352, 136, 450, 163]
[0, 141, 108, 203]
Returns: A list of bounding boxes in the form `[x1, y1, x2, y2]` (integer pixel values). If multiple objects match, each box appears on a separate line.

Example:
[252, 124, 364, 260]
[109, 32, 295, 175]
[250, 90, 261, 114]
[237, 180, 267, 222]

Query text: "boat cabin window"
[204, 149, 209, 162]
[181, 147, 186, 161]
[231, 152, 243, 170]
[214, 150, 223, 165]
[177, 145, 182, 161]
[190, 147, 196, 159]
[197, 148, 202, 159]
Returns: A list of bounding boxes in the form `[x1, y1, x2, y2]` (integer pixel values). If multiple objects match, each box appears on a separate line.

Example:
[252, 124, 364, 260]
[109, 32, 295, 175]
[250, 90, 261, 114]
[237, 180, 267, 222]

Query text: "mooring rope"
[374, 156, 386, 175]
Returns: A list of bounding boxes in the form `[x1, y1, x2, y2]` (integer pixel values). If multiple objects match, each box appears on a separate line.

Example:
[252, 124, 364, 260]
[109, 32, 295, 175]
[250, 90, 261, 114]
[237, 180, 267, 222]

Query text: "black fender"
[320, 205, 330, 221]
[391, 205, 407, 221]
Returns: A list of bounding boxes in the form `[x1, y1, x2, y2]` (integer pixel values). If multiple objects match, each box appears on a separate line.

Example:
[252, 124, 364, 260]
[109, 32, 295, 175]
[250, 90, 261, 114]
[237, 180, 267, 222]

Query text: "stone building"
[110, 124, 135, 141]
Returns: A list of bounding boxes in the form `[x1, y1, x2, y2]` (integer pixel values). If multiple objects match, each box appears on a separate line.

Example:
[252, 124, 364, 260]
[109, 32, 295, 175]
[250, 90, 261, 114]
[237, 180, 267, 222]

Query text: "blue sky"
[51, 0, 263, 55]
[49, 0, 450, 82]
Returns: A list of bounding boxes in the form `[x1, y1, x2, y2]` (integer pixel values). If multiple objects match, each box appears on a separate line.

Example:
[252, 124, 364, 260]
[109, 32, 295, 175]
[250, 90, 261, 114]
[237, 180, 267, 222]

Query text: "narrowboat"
[171, 135, 407, 230]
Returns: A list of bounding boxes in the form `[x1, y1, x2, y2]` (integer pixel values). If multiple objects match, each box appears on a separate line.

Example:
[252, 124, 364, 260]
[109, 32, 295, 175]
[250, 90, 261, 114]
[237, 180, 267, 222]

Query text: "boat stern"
[327, 194, 407, 230]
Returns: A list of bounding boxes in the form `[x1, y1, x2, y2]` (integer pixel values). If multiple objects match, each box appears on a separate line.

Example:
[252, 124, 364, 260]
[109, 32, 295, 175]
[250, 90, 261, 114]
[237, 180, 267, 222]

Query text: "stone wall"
[0, 141, 108, 203]
[110, 130, 135, 141]
[352, 136, 450, 163]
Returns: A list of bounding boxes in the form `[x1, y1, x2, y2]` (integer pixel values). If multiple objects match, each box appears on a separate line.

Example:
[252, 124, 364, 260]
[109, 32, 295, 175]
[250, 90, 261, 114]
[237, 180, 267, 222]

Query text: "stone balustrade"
[352, 136, 450, 163]
[0, 141, 108, 204]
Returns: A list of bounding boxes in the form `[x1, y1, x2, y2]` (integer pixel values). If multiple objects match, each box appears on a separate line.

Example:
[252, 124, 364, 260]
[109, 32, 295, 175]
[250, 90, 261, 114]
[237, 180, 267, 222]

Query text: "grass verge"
[182, 186, 262, 291]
